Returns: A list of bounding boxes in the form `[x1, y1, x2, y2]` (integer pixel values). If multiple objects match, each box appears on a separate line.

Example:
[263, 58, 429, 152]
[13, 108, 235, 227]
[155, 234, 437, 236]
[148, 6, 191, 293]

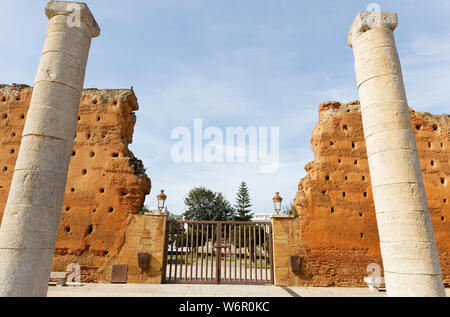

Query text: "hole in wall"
[121, 192, 127, 196]
[112, 153, 119, 158]
[364, 192, 368, 197]
[321, 190, 327, 195]
[359, 212, 363, 217]
[93, 99, 98, 105]
[100, 188, 105, 193]
[362, 176, 366, 181]
[360, 233, 364, 238]
[64, 226, 71, 233]
[343, 124, 348, 130]
[77, 116, 81, 121]
[65, 206, 70, 211]
[84, 225, 94, 237]
[416, 125, 421, 131]
[330, 141, 334, 146]
[15, 97, 20, 101]
[331, 207, 335, 213]
[352, 142, 356, 149]
[10, 149, 14, 154]
[441, 216, 445, 222]
[20, 114, 24, 119]
[344, 176, 348, 181]
[92, 209, 97, 213]
[11, 132, 16, 138]
[325, 175, 330, 181]
[428, 142, 432, 148]
[72, 151, 76, 156]
[444, 199, 447, 204]
[354, 160, 358, 165]
[113, 100, 118, 106]
[97, 116, 101, 122]
[82, 169, 87, 175]
[343, 192, 346, 197]
[431, 160, 435, 167]
[338, 159, 342, 164]
[441, 178, 446, 185]
[90, 151, 95, 158]
[108, 207, 114, 213]
[70, 188, 75, 192]
[433, 125, 438, 131]
[2, 114, 7, 119]
[87, 133, 91, 140]
[1, 97, 5, 102]
[3, 167, 8, 172]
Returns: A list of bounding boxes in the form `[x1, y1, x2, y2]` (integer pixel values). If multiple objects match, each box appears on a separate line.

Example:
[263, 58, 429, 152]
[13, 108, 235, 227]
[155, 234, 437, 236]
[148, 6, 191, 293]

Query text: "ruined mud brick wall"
[282, 101, 449, 287]
[0, 84, 151, 282]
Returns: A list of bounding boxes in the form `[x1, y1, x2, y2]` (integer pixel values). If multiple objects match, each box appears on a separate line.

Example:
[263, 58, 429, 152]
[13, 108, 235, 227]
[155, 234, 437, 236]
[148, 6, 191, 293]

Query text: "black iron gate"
[163, 221, 273, 285]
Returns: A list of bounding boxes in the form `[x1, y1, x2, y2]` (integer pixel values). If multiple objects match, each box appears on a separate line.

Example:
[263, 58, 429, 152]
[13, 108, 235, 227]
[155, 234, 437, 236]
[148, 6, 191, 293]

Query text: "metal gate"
[164, 221, 273, 285]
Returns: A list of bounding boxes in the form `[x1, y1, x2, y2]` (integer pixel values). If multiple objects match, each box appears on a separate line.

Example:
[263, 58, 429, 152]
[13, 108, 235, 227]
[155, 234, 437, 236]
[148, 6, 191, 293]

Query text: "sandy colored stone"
[0, 1, 100, 297]
[347, 11, 445, 297]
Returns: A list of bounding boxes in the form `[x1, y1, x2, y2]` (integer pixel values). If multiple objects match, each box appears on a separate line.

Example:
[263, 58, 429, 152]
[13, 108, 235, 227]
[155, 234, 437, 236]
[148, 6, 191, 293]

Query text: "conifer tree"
[234, 181, 253, 221]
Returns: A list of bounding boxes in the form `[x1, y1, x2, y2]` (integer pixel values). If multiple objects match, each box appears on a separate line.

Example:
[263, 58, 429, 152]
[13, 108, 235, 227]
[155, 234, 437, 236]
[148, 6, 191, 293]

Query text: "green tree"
[213, 192, 236, 221]
[183, 187, 236, 221]
[234, 181, 253, 221]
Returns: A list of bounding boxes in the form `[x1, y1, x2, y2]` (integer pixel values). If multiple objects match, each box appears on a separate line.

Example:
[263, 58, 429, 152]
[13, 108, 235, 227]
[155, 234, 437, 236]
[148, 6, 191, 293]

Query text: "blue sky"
[1, 0, 449, 214]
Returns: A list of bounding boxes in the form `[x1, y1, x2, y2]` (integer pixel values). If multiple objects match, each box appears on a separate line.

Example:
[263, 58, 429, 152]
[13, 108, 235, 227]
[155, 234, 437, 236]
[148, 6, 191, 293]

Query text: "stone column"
[0, 1, 99, 297]
[347, 12, 445, 297]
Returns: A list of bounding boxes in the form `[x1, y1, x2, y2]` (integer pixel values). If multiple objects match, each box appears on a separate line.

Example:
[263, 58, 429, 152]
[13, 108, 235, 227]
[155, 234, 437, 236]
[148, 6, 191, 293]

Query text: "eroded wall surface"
[0, 84, 151, 282]
[286, 101, 449, 287]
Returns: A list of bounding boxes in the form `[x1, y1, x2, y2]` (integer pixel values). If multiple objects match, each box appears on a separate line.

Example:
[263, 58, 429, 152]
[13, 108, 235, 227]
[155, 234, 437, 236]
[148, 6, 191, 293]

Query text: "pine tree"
[234, 181, 253, 221]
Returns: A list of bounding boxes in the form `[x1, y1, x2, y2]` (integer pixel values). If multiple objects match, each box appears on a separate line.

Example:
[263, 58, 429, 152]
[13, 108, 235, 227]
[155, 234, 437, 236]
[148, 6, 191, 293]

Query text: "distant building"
[251, 213, 272, 222]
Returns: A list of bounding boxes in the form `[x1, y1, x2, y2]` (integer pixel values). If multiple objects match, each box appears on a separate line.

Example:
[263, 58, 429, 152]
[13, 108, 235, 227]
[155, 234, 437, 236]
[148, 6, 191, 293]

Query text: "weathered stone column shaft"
[0, 1, 99, 297]
[347, 12, 445, 297]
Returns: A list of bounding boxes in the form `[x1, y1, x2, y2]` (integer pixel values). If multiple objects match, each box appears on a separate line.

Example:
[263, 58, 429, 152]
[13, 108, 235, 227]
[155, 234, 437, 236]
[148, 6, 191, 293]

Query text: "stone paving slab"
[46, 283, 371, 297]
[47, 283, 450, 297]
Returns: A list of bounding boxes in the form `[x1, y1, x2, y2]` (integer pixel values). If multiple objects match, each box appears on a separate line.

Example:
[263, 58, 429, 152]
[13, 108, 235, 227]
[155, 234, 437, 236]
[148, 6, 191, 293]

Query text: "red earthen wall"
[290, 101, 449, 287]
[0, 84, 151, 282]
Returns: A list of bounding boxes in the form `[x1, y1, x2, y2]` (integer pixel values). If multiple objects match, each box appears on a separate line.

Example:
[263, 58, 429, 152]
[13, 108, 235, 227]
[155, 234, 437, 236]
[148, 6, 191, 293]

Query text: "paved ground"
[47, 283, 392, 297]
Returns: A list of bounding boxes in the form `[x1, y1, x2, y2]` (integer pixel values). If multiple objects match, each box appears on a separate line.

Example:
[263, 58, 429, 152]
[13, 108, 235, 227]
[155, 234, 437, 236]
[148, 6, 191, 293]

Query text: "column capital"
[45, 1, 100, 38]
[347, 12, 397, 47]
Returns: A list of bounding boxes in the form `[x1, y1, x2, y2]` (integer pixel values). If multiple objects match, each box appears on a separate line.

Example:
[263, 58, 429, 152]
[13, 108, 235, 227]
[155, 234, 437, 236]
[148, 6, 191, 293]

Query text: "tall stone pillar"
[0, 1, 99, 297]
[347, 12, 445, 297]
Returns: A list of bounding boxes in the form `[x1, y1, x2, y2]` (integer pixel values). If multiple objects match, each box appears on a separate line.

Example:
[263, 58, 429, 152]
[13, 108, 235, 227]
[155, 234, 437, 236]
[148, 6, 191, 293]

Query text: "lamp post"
[272, 192, 283, 215]
[157, 189, 167, 212]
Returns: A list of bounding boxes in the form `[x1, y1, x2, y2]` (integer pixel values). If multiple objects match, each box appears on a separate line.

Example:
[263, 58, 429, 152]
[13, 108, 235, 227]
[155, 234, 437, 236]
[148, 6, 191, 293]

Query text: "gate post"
[271, 215, 295, 286]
